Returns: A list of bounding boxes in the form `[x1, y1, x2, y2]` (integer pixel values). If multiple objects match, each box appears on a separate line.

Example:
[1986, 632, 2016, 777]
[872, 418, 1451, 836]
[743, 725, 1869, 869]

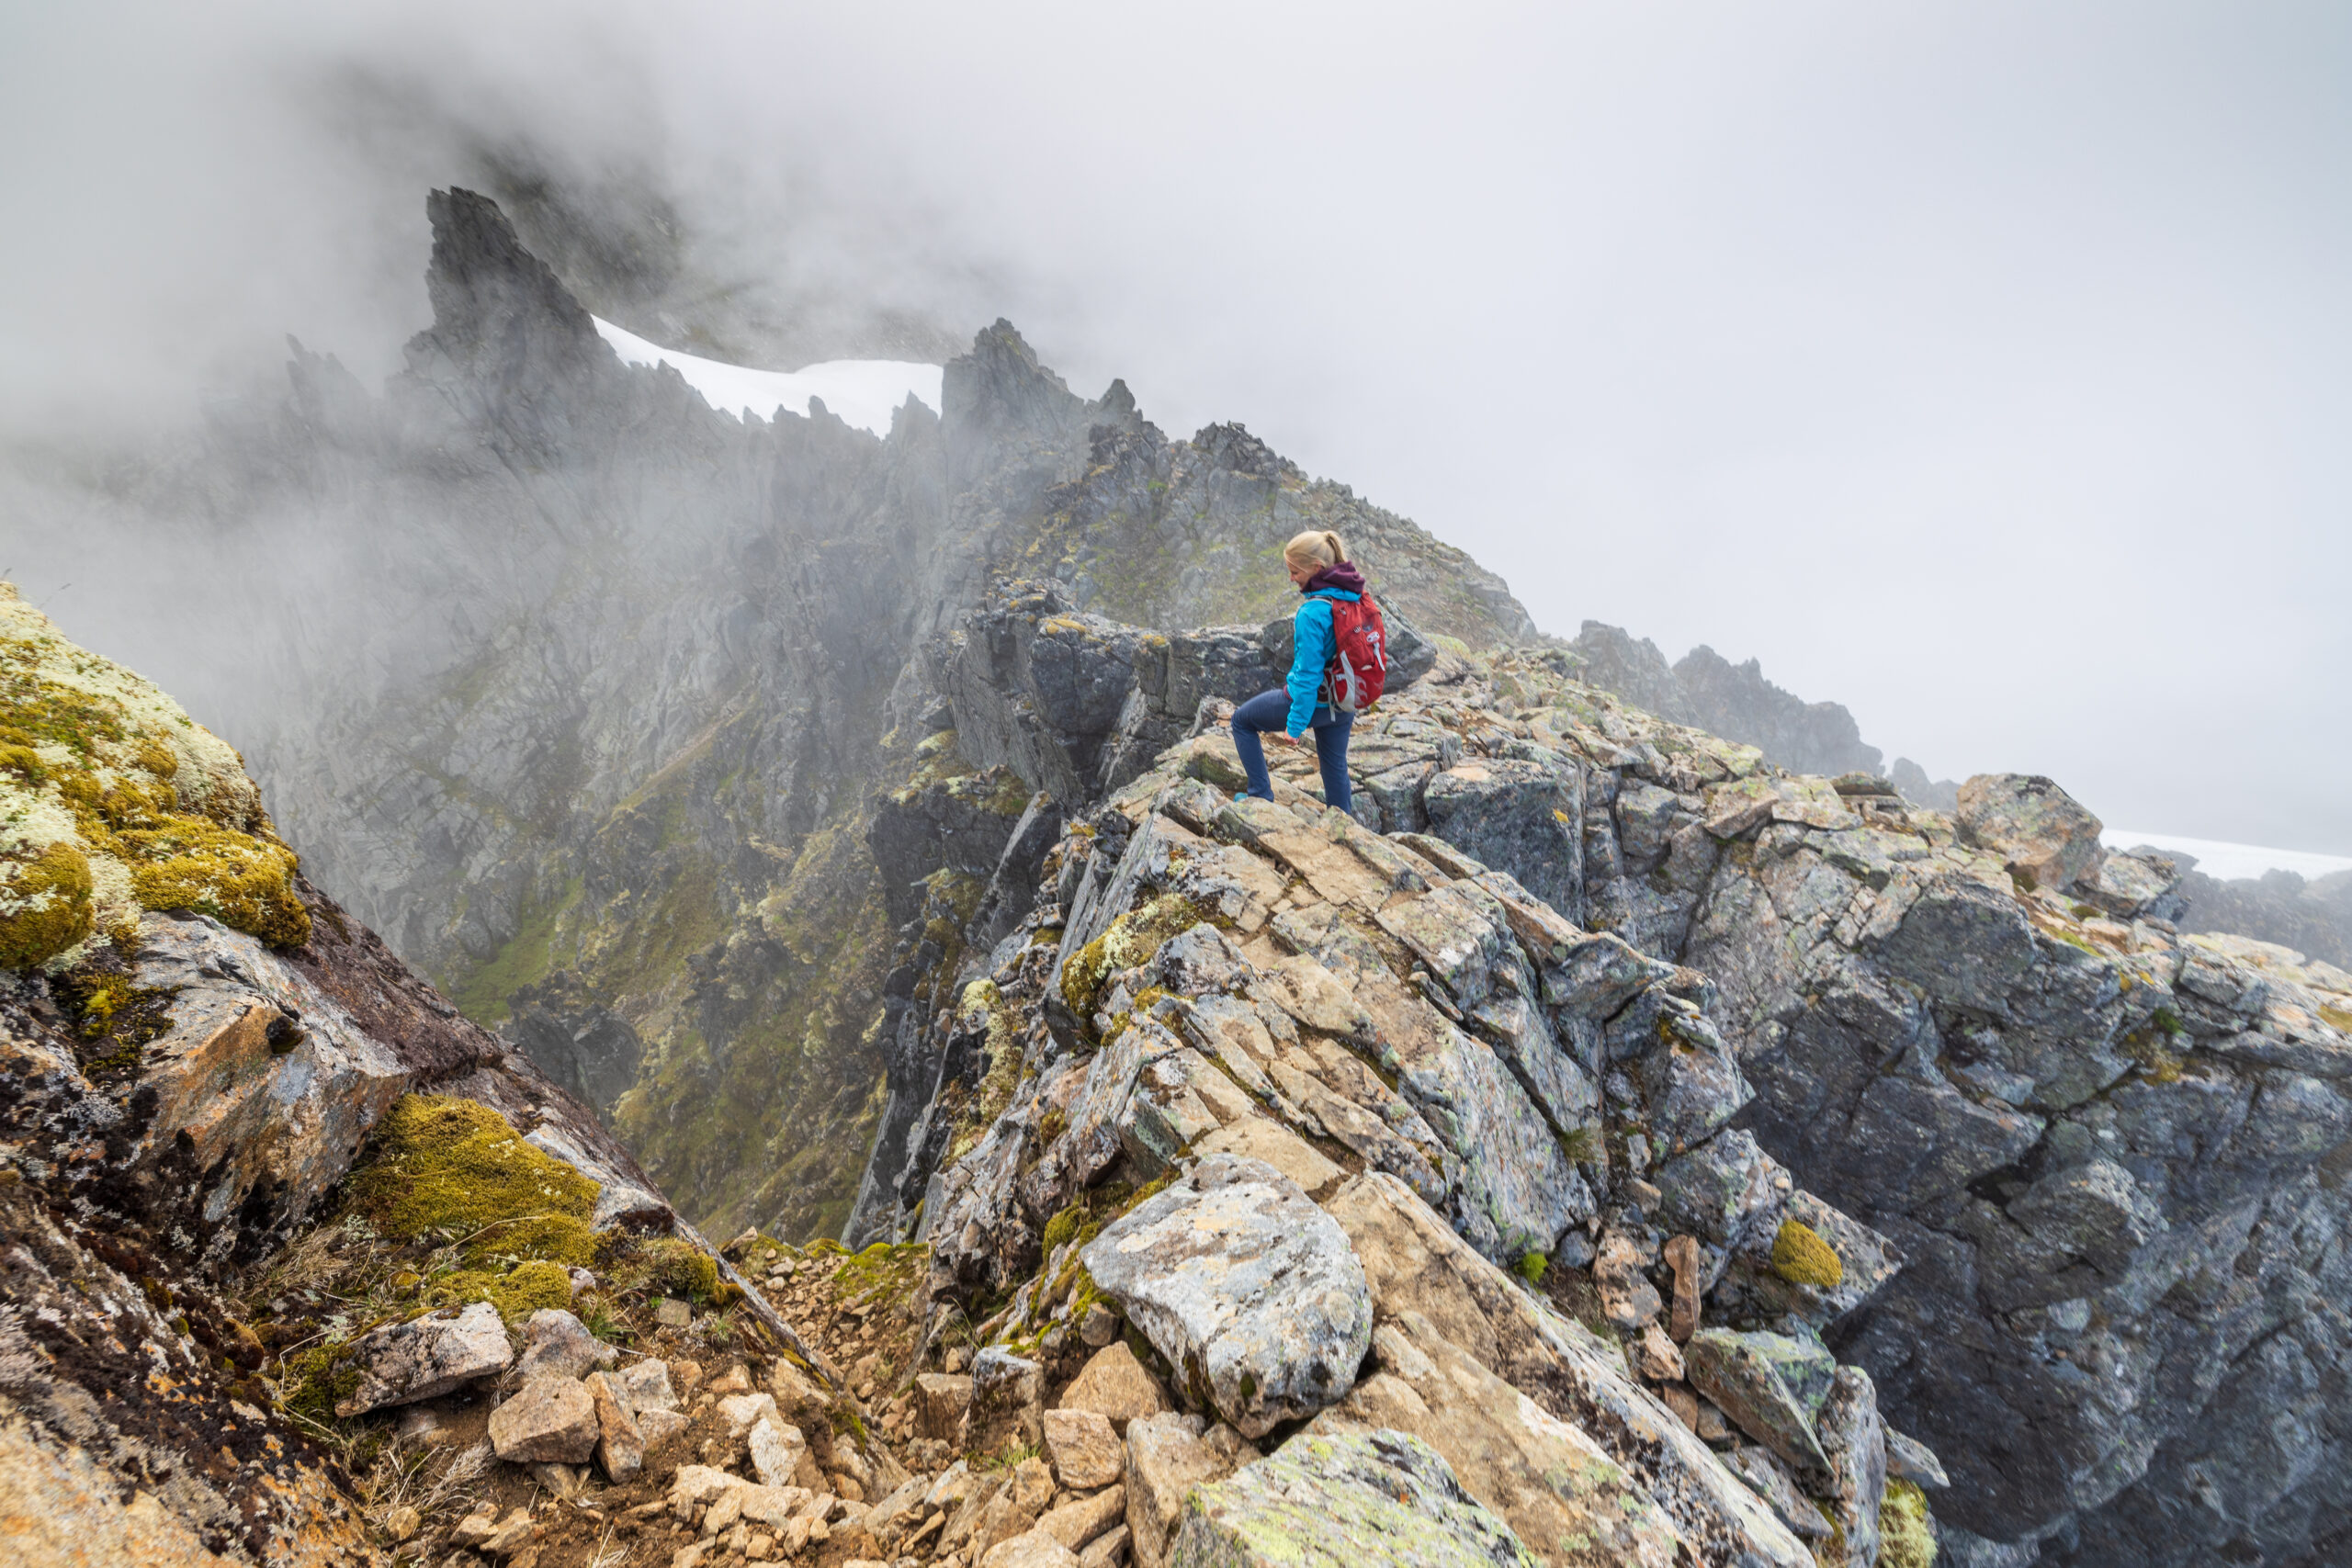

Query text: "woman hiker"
[1230, 528, 1368, 814]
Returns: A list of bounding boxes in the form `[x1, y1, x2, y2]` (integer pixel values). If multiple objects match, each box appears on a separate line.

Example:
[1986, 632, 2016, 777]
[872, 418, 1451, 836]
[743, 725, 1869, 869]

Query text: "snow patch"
[592, 318, 940, 436]
[2102, 829, 2352, 885]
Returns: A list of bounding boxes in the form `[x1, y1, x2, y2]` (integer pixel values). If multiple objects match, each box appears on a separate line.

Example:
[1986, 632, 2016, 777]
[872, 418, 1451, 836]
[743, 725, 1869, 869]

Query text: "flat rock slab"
[1683, 1329, 1832, 1477]
[337, 1300, 514, 1416]
[1083, 1154, 1372, 1438]
[490, 1373, 600, 1465]
[1311, 1314, 1682, 1568]
[1169, 1427, 1538, 1568]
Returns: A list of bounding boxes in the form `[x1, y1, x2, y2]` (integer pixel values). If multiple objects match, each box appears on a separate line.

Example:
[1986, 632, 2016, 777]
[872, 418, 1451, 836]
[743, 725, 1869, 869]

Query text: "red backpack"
[1323, 594, 1389, 712]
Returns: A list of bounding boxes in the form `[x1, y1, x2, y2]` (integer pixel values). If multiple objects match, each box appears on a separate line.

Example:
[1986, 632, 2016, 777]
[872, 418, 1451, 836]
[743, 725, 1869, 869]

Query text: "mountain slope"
[82, 189, 1534, 1247]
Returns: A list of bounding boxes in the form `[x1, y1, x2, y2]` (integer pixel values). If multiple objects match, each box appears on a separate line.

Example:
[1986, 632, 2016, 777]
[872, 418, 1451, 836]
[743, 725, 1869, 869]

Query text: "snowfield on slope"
[2103, 829, 2352, 884]
[593, 317, 942, 435]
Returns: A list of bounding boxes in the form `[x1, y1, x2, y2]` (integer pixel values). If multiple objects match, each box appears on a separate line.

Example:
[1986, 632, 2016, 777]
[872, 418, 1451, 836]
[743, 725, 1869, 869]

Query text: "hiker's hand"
[1280, 729, 1305, 746]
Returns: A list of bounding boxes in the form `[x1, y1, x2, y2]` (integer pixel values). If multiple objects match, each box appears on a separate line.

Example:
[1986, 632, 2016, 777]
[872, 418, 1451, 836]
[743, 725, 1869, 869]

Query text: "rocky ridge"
[847, 586, 2352, 1568]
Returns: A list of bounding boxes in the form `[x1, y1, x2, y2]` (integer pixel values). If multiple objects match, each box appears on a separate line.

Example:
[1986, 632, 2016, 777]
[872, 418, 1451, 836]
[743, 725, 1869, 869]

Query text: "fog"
[4, 0, 2347, 851]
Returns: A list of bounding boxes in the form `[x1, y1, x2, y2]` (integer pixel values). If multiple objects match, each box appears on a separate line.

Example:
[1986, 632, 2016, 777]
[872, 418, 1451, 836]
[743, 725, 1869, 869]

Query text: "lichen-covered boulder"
[1955, 773, 2104, 893]
[1168, 1428, 1539, 1568]
[1083, 1154, 1371, 1438]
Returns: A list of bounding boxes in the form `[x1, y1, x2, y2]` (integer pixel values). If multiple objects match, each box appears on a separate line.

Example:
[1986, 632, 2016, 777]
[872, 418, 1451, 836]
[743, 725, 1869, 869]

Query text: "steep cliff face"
[866, 590, 2351, 1568]
[102, 189, 1535, 1248]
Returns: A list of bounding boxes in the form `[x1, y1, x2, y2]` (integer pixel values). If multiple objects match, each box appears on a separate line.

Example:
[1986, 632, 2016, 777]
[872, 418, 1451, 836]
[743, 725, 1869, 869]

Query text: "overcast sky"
[3, 1, 2346, 851]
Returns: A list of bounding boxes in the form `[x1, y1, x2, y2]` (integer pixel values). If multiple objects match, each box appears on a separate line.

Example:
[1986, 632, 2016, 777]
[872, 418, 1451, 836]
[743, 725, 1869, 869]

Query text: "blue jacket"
[1284, 586, 1360, 734]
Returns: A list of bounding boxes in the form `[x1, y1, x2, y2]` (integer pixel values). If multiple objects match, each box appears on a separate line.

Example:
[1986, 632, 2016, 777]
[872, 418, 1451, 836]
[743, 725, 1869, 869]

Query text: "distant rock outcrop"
[1566, 622, 1883, 779]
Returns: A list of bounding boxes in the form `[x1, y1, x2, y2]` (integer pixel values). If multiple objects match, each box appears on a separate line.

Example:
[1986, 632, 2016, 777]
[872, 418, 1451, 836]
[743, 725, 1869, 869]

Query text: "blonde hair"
[1283, 529, 1346, 571]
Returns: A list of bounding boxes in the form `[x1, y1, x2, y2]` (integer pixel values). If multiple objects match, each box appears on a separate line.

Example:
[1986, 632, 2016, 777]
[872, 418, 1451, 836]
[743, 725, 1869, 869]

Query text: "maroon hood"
[1302, 560, 1366, 596]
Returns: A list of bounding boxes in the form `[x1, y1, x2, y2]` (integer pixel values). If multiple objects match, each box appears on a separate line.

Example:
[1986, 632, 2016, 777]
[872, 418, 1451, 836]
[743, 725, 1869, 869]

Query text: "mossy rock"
[347, 1095, 600, 1264]
[0, 840, 95, 968]
[1770, 1218, 1844, 1289]
[0, 580, 310, 959]
[1057, 892, 1220, 1022]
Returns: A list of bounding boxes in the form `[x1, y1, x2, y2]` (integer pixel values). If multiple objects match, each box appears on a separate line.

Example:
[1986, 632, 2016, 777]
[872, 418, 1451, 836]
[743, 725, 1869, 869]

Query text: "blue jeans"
[1231, 688, 1353, 814]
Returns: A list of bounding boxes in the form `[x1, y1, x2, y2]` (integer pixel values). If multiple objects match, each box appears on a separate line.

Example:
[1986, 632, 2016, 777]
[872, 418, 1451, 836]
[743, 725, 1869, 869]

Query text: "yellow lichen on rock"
[1770, 1217, 1845, 1288]
[347, 1095, 601, 1266]
[0, 580, 309, 962]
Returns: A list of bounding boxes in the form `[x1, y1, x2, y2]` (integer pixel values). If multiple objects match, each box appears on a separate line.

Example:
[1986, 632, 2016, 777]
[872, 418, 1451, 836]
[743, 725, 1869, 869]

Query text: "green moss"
[1041, 1201, 1086, 1259]
[117, 817, 310, 948]
[1770, 1219, 1844, 1289]
[1515, 1251, 1548, 1284]
[1876, 1477, 1935, 1567]
[424, 1259, 576, 1322]
[2121, 1027, 2188, 1085]
[637, 1236, 731, 1308]
[346, 1095, 601, 1263]
[2152, 1007, 2185, 1037]
[0, 840, 94, 967]
[281, 1346, 362, 1425]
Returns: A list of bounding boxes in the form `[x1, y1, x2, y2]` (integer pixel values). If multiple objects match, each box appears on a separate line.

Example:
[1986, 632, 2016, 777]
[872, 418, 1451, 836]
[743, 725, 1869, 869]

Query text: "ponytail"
[1283, 529, 1347, 571]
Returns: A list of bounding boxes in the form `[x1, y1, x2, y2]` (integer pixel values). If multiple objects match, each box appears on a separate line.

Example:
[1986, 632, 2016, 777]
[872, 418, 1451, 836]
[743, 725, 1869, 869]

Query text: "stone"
[1885, 1427, 1949, 1490]
[1043, 1407, 1123, 1490]
[1082, 1154, 1372, 1438]
[969, 1348, 1046, 1454]
[1635, 1323, 1685, 1382]
[1059, 1342, 1170, 1434]
[1191, 1116, 1342, 1200]
[481, 1506, 537, 1555]
[1814, 1367, 1887, 1568]
[653, 1297, 693, 1327]
[1253, 953, 1372, 1039]
[1321, 1172, 1809, 1568]
[1653, 1130, 1791, 1253]
[1593, 1228, 1663, 1330]
[1039, 1485, 1126, 1551]
[637, 1408, 691, 1449]
[719, 1391, 783, 1438]
[515, 1308, 617, 1382]
[618, 1358, 682, 1413]
[584, 1371, 645, 1482]
[1125, 1414, 1235, 1568]
[1955, 773, 2103, 893]
[917, 1371, 975, 1444]
[532, 1461, 585, 1499]
[982, 1530, 1082, 1568]
[1310, 1313, 1682, 1568]
[749, 1417, 808, 1488]
[385, 1504, 422, 1543]
[1079, 1523, 1131, 1568]
[1723, 1447, 1832, 1541]
[1422, 758, 1584, 920]
[1167, 1427, 1539, 1568]
[1681, 1331, 1831, 1478]
[336, 1300, 514, 1416]
[1662, 1234, 1702, 1343]
[1080, 1301, 1122, 1348]
[490, 1373, 601, 1465]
